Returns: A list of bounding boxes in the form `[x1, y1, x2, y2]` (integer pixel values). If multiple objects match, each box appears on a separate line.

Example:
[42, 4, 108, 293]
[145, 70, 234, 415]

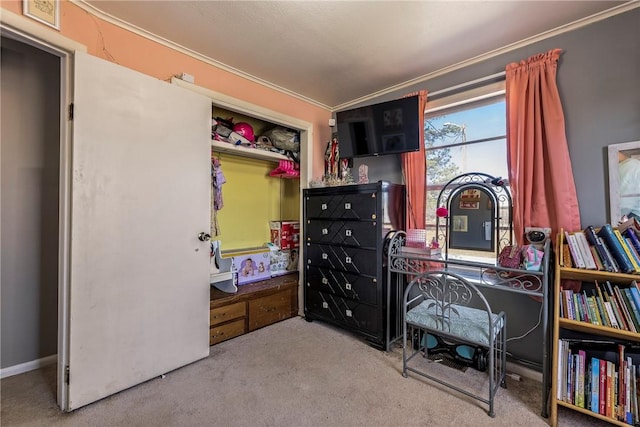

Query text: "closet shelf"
[211, 140, 288, 162]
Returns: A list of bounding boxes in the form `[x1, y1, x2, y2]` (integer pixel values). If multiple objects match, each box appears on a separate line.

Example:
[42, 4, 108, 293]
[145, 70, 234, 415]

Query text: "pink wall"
[2, 0, 329, 178]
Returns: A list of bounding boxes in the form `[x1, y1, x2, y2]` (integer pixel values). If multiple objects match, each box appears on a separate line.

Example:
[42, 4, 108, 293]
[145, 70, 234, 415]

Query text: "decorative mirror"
[434, 172, 513, 259]
[449, 185, 495, 251]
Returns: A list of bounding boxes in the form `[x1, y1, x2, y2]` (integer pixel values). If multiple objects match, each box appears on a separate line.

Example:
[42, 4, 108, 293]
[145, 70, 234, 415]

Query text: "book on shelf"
[589, 246, 605, 271]
[591, 356, 600, 413]
[601, 239, 622, 273]
[557, 339, 640, 422]
[561, 225, 640, 274]
[560, 280, 640, 332]
[558, 339, 566, 400]
[624, 227, 640, 257]
[585, 225, 615, 272]
[562, 243, 574, 268]
[614, 286, 638, 332]
[606, 360, 614, 418]
[565, 231, 586, 269]
[595, 286, 611, 327]
[624, 236, 640, 269]
[576, 350, 587, 408]
[623, 288, 640, 324]
[605, 281, 631, 331]
[621, 288, 640, 331]
[575, 231, 598, 270]
[574, 292, 585, 322]
[627, 357, 635, 424]
[562, 290, 571, 320]
[614, 229, 640, 273]
[597, 224, 636, 274]
[630, 284, 640, 315]
[568, 351, 575, 404]
[599, 358, 607, 415]
[619, 344, 627, 420]
[605, 301, 621, 329]
[586, 291, 602, 326]
[632, 364, 639, 424]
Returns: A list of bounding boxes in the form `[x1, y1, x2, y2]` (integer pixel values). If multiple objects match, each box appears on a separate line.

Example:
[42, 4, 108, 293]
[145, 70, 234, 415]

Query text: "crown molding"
[72, 0, 637, 112]
[71, 0, 332, 111]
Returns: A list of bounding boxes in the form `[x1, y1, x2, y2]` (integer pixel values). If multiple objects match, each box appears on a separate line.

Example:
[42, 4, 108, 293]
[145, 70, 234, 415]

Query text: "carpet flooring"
[1, 317, 609, 426]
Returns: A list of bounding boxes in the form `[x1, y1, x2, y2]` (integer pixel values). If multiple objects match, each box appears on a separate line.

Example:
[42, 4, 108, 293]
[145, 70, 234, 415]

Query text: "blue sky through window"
[427, 100, 507, 180]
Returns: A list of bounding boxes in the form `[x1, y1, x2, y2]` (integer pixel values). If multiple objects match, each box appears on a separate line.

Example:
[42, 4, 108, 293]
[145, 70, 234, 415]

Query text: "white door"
[62, 51, 211, 410]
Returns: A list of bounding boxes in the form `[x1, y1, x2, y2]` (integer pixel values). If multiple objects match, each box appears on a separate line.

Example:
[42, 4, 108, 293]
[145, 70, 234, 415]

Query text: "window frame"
[423, 81, 508, 247]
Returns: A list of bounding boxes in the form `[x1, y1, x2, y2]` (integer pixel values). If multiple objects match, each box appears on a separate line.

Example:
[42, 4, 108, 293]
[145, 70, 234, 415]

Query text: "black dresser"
[303, 181, 405, 349]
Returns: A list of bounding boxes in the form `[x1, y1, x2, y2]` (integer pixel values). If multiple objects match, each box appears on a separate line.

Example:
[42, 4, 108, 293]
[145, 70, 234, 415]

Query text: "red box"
[269, 221, 300, 250]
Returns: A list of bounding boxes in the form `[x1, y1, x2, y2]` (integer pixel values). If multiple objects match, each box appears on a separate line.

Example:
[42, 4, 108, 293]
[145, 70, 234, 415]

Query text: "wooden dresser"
[209, 273, 299, 346]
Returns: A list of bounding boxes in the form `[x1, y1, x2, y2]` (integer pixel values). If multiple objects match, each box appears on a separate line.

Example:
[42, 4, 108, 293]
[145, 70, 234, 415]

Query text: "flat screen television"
[336, 95, 420, 158]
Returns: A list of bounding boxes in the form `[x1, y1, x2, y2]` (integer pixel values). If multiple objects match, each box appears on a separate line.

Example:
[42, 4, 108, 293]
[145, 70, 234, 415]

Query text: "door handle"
[198, 232, 211, 242]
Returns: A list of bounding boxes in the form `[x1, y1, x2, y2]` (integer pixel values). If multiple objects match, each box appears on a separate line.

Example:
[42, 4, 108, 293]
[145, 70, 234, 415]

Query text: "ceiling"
[81, 1, 630, 110]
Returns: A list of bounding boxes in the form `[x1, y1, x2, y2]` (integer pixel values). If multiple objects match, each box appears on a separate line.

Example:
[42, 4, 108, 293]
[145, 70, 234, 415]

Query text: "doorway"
[0, 35, 60, 381]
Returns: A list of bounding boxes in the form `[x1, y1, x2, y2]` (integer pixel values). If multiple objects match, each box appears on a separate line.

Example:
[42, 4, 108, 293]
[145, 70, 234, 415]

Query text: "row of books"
[560, 281, 640, 332]
[557, 340, 639, 425]
[563, 223, 640, 274]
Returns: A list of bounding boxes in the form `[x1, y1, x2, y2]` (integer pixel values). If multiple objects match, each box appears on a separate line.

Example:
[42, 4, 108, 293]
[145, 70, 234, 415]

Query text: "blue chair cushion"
[406, 301, 502, 346]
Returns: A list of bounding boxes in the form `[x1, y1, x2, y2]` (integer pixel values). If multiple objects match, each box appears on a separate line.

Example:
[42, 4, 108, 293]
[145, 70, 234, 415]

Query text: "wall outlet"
[179, 72, 195, 84]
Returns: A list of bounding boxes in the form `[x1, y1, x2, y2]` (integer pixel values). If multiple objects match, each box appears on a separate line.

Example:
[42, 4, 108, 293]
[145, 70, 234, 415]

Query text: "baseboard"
[0, 354, 57, 379]
[506, 361, 542, 383]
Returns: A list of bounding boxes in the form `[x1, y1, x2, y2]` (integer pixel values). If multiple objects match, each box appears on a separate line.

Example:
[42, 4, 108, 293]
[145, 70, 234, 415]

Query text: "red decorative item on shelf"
[436, 207, 448, 218]
[498, 245, 523, 269]
[269, 160, 299, 178]
[232, 122, 255, 142]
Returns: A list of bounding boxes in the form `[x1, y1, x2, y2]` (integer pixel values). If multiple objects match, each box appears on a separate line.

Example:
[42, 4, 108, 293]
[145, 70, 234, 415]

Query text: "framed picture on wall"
[23, 0, 60, 30]
[607, 140, 640, 224]
[452, 215, 468, 232]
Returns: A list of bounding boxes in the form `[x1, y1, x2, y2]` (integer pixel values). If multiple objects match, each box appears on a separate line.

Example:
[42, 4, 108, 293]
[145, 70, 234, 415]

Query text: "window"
[424, 82, 508, 252]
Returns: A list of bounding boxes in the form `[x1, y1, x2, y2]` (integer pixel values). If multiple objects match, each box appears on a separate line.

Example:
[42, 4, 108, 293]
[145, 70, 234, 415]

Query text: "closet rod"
[428, 71, 506, 98]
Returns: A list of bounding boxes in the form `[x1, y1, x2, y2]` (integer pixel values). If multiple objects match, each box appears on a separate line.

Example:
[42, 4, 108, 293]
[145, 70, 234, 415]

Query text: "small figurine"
[430, 237, 440, 249]
[358, 164, 369, 184]
[324, 137, 340, 179]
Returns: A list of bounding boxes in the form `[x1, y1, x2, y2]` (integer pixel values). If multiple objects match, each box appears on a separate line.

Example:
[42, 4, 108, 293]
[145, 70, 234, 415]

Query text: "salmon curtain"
[401, 90, 428, 230]
[505, 49, 581, 244]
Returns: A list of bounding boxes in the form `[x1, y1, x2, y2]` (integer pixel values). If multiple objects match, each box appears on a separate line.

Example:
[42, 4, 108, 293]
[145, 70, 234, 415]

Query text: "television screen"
[336, 95, 420, 158]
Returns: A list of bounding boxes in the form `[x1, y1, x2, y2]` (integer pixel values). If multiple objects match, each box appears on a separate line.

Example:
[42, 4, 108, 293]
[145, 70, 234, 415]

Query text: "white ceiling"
[81, 1, 630, 110]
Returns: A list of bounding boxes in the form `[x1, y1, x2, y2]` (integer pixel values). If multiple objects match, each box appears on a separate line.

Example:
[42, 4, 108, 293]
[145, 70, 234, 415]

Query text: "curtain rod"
[428, 71, 506, 98]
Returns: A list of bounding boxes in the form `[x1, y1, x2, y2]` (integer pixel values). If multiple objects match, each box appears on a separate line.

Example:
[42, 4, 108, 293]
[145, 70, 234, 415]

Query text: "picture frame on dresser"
[608, 140, 640, 224]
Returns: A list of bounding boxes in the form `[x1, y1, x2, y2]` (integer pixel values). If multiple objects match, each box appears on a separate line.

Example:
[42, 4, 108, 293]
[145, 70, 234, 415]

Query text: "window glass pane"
[426, 99, 505, 148]
[428, 138, 507, 185]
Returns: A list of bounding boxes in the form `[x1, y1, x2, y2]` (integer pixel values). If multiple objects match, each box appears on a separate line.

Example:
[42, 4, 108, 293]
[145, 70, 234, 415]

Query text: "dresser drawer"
[305, 192, 377, 220]
[305, 244, 377, 276]
[210, 301, 246, 326]
[210, 319, 246, 345]
[305, 289, 380, 336]
[248, 290, 295, 331]
[305, 265, 378, 305]
[306, 219, 378, 248]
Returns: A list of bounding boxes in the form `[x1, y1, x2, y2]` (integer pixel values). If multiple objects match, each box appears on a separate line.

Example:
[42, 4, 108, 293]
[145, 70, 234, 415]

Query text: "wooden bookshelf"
[550, 229, 640, 427]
